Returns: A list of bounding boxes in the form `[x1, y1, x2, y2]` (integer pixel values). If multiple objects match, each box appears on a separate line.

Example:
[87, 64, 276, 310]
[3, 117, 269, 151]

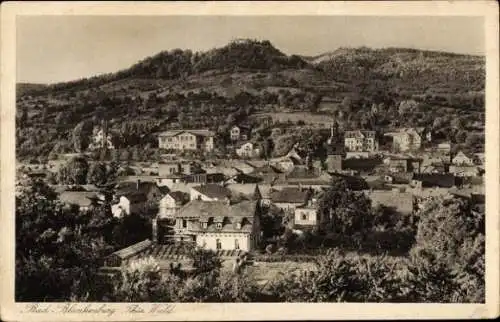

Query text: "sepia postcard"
[1, 1, 499, 321]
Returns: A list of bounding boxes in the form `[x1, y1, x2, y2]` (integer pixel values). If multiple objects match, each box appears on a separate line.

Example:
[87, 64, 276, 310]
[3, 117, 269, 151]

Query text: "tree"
[305, 93, 322, 113]
[410, 195, 485, 302]
[15, 181, 113, 301]
[263, 138, 275, 160]
[57, 156, 89, 185]
[72, 120, 94, 152]
[19, 106, 28, 126]
[317, 178, 373, 237]
[87, 162, 108, 185]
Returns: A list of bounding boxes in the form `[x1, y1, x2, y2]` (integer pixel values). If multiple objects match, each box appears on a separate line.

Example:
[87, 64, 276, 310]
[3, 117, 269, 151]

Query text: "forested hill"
[16, 39, 485, 160]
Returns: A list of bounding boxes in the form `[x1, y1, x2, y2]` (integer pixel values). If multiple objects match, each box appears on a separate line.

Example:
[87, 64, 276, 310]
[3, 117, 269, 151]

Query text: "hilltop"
[16, 39, 485, 160]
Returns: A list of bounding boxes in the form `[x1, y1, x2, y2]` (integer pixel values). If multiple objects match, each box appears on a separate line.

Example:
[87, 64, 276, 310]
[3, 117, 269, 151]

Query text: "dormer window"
[236, 222, 242, 229]
[216, 223, 222, 229]
[201, 222, 208, 229]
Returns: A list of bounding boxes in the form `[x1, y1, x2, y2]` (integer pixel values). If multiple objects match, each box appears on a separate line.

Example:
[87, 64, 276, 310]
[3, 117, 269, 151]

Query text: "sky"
[16, 15, 485, 84]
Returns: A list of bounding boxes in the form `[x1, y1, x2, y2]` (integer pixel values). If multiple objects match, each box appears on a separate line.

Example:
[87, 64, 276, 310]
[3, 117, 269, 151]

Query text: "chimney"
[136, 179, 141, 190]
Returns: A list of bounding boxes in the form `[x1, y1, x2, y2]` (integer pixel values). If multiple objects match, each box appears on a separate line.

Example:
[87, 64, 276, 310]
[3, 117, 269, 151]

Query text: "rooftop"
[270, 187, 310, 204]
[192, 183, 232, 200]
[176, 200, 258, 232]
[58, 191, 101, 207]
[159, 129, 215, 137]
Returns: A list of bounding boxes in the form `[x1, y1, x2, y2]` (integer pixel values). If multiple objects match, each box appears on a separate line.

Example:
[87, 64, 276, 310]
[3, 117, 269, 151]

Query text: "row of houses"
[154, 126, 435, 156]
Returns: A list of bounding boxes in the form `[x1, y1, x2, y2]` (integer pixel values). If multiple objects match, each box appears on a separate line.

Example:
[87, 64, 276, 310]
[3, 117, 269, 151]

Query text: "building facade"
[344, 130, 378, 152]
[387, 128, 422, 152]
[158, 130, 215, 152]
[169, 200, 261, 252]
[236, 142, 261, 158]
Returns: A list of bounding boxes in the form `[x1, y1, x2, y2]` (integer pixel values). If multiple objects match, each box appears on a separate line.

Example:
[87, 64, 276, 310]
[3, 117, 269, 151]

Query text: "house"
[236, 142, 261, 158]
[420, 163, 446, 174]
[416, 127, 432, 142]
[184, 173, 226, 185]
[58, 191, 104, 211]
[88, 125, 115, 151]
[111, 192, 148, 218]
[448, 165, 481, 177]
[270, 187, 311, 211]
[385, 128, 422, 152]
[158, 161, 192, 177]
[436, 142, 452, 153]
[158, 191, 190, 219]
[112, 180, 163, 217]
[167, 200, 261, 252]
[158, 129, 215, 152]
[230, 125, 252, 141]
[452, 151, 475, 166]
[114, 180, 163, 203]
[324, 144, 345, 173]
[293, 195, 322, 228]
[105, 239, 153, 267]
[230, 126, 241, 141]
[411, 173, 456, 189]
[341, 157, 383, 175]
[383, 157, 421, 173]
[190, 184, 232, 202]
[156, 174, 185, 186]
[344, 130, 378, 152]
[226, 172, 263, 184]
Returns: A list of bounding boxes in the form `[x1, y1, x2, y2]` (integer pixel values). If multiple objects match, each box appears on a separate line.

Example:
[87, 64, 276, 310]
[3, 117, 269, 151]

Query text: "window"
[234, 239, 240, 250]
[202, 222, 207, 229]
[301, 212, 308, 220]
[216, 223, 222, 229]
[182, 219, 187, 228]
[216, 239, 222, 250]
[236, 222, 241, 229]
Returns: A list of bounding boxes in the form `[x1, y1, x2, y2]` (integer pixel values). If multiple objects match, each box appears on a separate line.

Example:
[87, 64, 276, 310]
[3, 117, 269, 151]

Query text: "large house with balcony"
[344, 130, 378, 152]
[162, 200, 261, 251]
[158, 130, 215, 152]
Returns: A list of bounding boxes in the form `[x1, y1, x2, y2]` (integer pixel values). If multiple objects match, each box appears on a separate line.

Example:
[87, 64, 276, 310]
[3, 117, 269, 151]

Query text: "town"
[15, 37, 485, 303]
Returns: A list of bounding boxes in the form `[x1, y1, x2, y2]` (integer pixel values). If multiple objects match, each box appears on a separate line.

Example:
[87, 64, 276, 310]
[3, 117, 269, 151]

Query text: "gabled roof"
[158, 186, 170, 195]
[192, 184, 232, 199]
[270, 187, 310, 204]
[158, 129, 215, 137]
[168, 191, 189, 204]
[121, 192, 148, 203]
[251, 163, 283, 175]
[453, 150, 475, 160]
[115, 181, 159, 197]
[109, 239, 153, 260]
